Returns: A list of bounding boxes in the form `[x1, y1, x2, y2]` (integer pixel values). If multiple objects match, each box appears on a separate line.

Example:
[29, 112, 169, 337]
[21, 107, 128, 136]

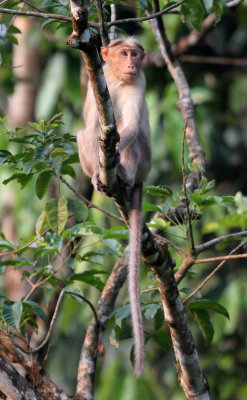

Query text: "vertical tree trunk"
[7, 17, 41, 125]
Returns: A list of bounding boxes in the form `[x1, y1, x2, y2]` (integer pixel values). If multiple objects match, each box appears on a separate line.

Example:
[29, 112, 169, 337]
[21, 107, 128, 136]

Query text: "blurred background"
[0, 2, 247, 399]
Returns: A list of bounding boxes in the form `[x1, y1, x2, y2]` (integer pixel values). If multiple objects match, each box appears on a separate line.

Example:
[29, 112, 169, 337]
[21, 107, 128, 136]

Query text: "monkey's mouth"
[123, 72, 136, 78]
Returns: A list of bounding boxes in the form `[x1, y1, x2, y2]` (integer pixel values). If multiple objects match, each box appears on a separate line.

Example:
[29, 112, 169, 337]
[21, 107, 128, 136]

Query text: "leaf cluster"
[0, 114, 78, 198]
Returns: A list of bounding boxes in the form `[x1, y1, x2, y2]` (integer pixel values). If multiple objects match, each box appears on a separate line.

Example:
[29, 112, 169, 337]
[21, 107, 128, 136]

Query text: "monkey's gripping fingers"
[92, 172, 112, 196]
[111, 147, 121, 168]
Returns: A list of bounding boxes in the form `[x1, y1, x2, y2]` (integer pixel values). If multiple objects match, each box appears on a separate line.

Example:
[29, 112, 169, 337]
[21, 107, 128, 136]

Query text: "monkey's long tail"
[128, 183, 144, 377]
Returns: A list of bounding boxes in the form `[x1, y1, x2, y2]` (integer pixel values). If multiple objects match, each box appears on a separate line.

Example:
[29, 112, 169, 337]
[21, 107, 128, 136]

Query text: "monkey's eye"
[131, 51, 138, 57]
[120, 50, 128, 57]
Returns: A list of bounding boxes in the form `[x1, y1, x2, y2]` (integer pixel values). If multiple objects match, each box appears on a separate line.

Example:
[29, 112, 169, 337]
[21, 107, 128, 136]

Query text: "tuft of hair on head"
[108, 35, 144, 54]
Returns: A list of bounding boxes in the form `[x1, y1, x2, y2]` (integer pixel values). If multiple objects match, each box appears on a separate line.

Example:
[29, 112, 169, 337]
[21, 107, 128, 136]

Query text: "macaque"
[77, 37, 151, 376]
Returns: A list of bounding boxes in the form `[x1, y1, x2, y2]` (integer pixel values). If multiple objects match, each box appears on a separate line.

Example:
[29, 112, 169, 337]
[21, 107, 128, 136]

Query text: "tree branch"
[106, 0, 189, 28]
[68, 3, 209, 399]
[60, 175, 123, 222]
[150, 2, 206, 193]
[0, 7, 72, 21]
[95, 0, 108, 46]
[146, 2, 210, 398]
[183, 243, 245, 303]
[77, 259, 128, 399]
[195, 230, 247, 255]
[0, 6, 98, 28]
[0, 353, 46, 400]
[175, 231, 247, 282]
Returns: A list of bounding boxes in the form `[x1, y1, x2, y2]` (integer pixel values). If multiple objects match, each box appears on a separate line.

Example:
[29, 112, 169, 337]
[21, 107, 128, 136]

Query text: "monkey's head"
[101, 37, 146, 83]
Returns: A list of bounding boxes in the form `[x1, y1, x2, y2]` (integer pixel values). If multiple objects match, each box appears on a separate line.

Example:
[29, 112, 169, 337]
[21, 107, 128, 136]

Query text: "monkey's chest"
[110, 86, 138, 123]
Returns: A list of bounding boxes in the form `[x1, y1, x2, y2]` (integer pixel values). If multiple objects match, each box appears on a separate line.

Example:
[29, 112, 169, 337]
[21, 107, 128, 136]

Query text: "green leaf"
[154, 308, 164, 331]
[3, 173, 32, 188]
[114, 305, 131, 327]
[80, 249, 110, 265]
[28, 121, 43, 132]
[138, 0, 148, 11]
[142, 202, 162, 212]
[102, 226, 129, 240]
[0, 240, 14, 251]
[145, 185, 173, 200]
[45, 196, 68, 235]
[188, 300, 230, 319]
[35, 170, 53, 199]
[202, 0, 213, 13]
[36, 211, 47, 235]
[221, 196, 234, 203]
[52, 156, 63, 176]
[6, 33, 18, 45]
[190, 308, 214, 344]
[2, 301, 23, 329]
[152, 331, 170, 352]
[61, 164, 76, 178]
[201, 178, 215, 194]
[8, 25, 21, 34]
[69, 270, 105, 291]
[181, 0, 205, 31]
[143, 303, 160, 320]
[23, 301, 46, 321]
[189, 192, 219, 208]
[41, 18, 58, 29]
[0, 150, 11, 165]
[147, 218, 170, 232]
[23, 160, 37, 174]
[67, 198, 89, 222]
[102, 239, 124, 257]
[212, 0, 226, 23]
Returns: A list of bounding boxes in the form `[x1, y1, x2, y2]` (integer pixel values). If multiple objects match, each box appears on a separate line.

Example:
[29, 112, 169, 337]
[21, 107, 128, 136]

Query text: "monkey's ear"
[101, 47, 109, 62]
[143, 51, 148, 58]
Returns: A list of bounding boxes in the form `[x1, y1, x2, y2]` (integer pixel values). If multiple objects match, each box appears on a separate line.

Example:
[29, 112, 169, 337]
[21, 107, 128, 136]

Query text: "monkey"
[77, 37, 151, 376]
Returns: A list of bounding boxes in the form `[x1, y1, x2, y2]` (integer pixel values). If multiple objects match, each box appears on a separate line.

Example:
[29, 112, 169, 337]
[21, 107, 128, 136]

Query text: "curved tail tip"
[134, 362, 144, 377]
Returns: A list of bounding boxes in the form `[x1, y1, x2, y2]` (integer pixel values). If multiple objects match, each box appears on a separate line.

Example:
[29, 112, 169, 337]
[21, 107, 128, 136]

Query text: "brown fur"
[77, 38, 151, 375]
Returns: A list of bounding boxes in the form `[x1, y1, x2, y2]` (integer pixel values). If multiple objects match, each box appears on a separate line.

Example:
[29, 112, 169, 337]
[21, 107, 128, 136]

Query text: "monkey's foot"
[111, 148, 121, 167]
[92, 173, 111, 196]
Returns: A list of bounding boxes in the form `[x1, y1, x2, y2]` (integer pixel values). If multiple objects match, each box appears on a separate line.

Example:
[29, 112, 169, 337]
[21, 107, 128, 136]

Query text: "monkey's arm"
[83, 82, 99, 131]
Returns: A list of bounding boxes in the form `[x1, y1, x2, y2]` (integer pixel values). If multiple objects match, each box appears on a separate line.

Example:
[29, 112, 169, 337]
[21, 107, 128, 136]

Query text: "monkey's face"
[108, 46, 144, 83]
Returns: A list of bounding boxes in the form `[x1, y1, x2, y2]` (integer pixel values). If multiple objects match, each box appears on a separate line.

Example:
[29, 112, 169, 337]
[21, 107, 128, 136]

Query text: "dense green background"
[0, 1, 247, 399]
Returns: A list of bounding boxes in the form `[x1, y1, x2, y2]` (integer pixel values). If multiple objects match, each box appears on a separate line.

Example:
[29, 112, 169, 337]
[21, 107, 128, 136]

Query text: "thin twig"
[195, 252, 247, 264]
[0, 228, 50, 257]
[0, 0, 8, 6]
[60, 176, 123, 222]
[195, 230, 247, 255]
[95, 0, 108, 46]
[0, 7, 72, 21]
[181, 119, 195, 251]
[183, 243, 244, 303]
[20, 289, 99, 353]
[106, 0, 189, 27]
[149, 1, 206, 193]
